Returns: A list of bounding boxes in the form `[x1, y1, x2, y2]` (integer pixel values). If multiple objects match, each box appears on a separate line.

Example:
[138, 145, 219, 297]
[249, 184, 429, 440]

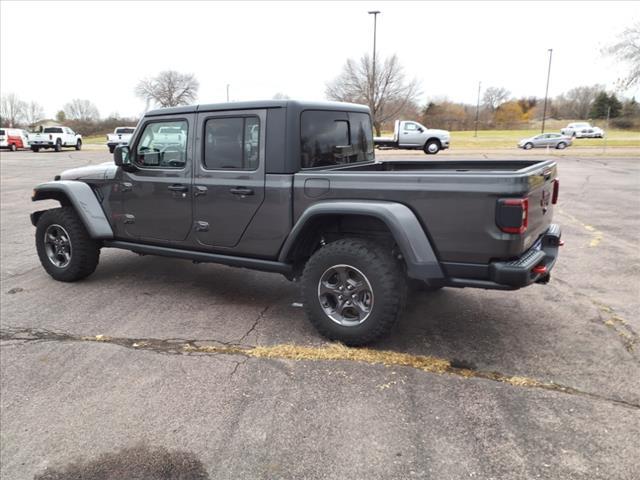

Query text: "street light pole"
[474, 81, 481, 138]
[541, 48, 553, 134]
[368, 10, 380, 124]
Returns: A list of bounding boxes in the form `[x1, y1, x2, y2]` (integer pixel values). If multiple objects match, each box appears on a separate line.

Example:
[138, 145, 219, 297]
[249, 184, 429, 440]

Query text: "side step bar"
[103, 240, 293, 275]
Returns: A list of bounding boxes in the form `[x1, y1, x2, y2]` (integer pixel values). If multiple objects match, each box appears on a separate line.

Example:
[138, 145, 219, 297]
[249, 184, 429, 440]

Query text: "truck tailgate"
[521, 162, 558, 253]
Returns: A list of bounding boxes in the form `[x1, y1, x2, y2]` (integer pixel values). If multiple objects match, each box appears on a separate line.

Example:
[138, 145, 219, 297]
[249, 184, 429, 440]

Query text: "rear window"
[116, 128, 135, 134]
[0, 130, 4, 135]
[44, 127, 63, 134]
[301, 110, 374, 169]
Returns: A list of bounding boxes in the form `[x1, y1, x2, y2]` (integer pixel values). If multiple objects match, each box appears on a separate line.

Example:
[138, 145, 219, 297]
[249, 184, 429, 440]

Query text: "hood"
[59, 162, 118, 181]
[428, 129, 450, 138]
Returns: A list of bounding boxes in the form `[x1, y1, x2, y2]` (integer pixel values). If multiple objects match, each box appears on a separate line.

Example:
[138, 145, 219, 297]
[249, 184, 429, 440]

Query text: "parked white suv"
[30, 126, 82, 152]
[106, 126, 136, 153]
[560, 122, 604, 139]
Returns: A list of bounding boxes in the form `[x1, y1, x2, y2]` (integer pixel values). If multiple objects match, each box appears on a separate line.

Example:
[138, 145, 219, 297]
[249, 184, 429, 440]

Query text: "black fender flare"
[31, 181, 114, 239]
[278, 200, 444, 281]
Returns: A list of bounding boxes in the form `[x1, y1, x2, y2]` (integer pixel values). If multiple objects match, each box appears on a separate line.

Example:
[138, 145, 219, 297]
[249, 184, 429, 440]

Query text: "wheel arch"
[31, 181, 113, 239]
[278, 201, 444, 282]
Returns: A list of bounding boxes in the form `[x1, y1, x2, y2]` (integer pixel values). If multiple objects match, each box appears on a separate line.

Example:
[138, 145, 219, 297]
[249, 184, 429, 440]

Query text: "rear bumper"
[444, 224, 562, 290]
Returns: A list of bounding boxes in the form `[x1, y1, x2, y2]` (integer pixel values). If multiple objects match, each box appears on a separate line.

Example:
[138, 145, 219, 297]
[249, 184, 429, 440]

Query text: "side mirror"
[114, 145, 136, 171]
[417, 127, 424, 133]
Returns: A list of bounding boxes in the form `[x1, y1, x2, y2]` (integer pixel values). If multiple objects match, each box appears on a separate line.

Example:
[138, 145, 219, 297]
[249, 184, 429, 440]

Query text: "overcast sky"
[1, 1, 638, 119]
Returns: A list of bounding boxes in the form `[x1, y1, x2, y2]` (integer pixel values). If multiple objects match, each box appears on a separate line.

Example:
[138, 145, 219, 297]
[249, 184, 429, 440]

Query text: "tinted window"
[302, 110, 374, 169]
[44, 127, 63, 134]
[203, 116, 260, 170]
[116, 128, 135, 134]
[135, 120, 187, 168]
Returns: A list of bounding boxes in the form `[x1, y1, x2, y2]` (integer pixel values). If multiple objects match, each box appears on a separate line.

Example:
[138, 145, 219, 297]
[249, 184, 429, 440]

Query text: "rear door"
[120, 115, 194, 242]
[192, 109, 266, 248]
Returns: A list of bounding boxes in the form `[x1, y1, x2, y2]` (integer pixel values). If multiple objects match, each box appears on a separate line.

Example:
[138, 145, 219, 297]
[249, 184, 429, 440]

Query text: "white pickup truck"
[374, 120, 450, 154]
[106, 126, 136, 153]
[560, 122, 604, 139]
[30, 126, 82, 152]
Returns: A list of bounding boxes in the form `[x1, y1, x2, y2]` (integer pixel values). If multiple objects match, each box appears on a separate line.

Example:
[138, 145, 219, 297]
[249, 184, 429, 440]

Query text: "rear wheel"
[424, 139, 441, 155]
[524, 142, 533, 150]
[108, 145, 115, 154]
[31, 147, 40, 152]
[9, 143, 17, 152]
[54, 139, 62, 152]
[35, 207, 100, 282]
[301, 238, 407, 346]
[556, 142, 567, 150]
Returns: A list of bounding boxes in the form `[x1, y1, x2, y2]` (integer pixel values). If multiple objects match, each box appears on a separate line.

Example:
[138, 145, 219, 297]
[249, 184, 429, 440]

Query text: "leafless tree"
[604, 22, 640, 89]
[64, 99, 100, 122]
[135, 70, 199, 108]
[326, 53, 419, 135]
[554, 85, 603, 119]
[24, 101, 45, 127]
[482, 87, 511, 111]
[1, 93, 26, 127]
[272, 92, 290, 100]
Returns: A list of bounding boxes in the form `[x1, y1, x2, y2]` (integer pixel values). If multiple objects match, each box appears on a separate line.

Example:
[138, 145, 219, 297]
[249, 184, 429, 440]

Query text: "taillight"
[496, 198, 529, 234]
[552, 179, 559, 204]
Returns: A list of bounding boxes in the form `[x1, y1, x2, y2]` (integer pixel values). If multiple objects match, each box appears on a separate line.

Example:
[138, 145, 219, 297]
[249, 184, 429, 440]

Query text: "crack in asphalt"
[238, 305, 270, 344]
[1, 326, 638, 410]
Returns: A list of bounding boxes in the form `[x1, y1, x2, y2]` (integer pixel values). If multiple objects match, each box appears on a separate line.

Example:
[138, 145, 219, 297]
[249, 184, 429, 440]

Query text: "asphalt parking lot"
[1, 149, 639, 479]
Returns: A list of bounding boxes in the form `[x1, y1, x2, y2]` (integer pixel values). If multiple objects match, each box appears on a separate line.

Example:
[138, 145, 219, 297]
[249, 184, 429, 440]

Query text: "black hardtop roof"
[145, 100, 370, 117]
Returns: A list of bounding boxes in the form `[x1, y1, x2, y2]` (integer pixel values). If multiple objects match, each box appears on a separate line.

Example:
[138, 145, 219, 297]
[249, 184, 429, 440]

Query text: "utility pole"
[368, 10, 380, 126]
[226, 84, 230, 102]
[541, 48, 553, 133]
[474, 81, 481, 137]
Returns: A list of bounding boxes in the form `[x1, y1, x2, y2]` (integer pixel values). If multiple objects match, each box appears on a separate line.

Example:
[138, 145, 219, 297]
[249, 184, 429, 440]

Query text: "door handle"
[168, 184, 188, 192]
[229, 187, 254, 196]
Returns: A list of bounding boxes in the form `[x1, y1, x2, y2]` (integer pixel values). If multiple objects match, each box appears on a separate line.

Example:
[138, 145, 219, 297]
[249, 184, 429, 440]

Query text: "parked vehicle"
[518, 133, 572, 150]
[30, 100, 561, 345]
[560, 122, 604, 138]
[0, 128, 30, 151]
[30, 126, 82, 152]
[374, 120, 450, 154]
[106, 127, 136, 153]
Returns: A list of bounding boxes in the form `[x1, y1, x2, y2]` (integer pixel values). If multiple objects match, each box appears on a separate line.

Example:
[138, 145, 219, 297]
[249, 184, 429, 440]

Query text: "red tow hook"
[532, 265, 547, 275]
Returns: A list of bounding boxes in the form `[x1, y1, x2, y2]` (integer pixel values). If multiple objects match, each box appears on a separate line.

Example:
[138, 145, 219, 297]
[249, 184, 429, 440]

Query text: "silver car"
[518, 133, 572, 150]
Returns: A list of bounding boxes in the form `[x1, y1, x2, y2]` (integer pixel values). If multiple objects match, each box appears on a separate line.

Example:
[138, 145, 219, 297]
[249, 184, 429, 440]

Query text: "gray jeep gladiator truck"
[31, 100, 562, 345]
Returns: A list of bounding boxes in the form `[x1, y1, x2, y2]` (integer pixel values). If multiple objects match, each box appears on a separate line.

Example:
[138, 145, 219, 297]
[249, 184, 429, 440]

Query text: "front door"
[120, 115, 194, 242]
[400, 122, 423, 146]
[192, 109, 266, 248]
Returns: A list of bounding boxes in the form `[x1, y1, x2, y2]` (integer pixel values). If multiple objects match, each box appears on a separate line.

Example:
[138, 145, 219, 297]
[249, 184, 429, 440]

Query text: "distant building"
[30, 119, 61, 131]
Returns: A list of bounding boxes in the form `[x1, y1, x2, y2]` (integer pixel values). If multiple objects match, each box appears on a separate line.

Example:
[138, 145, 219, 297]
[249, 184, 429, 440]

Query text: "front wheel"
[75, 139, 82, 151]
[524, 142, 533, 150]
[301, 238, 407, 346]
[424, 139, 441, 155]
[35, 207, 100, 282]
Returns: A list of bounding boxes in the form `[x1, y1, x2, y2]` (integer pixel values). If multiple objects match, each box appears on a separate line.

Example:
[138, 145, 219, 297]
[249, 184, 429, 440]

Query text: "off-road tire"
[35, 207, 100, 282]
[424, 139, 441, 155]
[301, 238, 407, 346]
[75, 139, 82, 151]
[54, 139, 62, 152]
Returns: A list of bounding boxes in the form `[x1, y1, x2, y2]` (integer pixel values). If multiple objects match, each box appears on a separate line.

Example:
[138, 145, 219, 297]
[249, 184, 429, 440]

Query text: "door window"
[203, 116, 260, 170]
[135, 120, 188, 169]
[404, 123, 418, 131]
